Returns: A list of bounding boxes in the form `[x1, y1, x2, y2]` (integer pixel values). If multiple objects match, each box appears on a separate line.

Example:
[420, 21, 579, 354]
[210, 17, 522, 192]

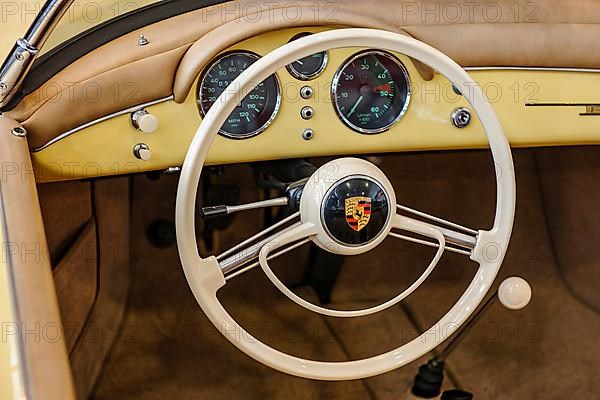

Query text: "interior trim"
[0, 168, 28, 398]
[31, 95, 173, 152]
[33, 65, 600, 154]
[0, 116, 76, 399]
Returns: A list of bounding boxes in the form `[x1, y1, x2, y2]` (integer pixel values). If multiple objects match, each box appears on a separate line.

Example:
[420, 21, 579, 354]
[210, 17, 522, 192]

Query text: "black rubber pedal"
[411, 358, 444, 398]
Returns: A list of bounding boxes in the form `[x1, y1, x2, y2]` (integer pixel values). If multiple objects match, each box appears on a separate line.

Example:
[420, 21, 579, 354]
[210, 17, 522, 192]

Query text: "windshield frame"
[0, 0, 225, 111]
[0, 0, 75, 108]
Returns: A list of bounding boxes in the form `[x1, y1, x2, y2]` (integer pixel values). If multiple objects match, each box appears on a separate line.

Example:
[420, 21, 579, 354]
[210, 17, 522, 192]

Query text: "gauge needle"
[295, 60, 304, 65]
[346, 96, 364, 118]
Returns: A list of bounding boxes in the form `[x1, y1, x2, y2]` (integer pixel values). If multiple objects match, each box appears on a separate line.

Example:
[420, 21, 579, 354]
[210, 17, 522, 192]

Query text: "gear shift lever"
[411, 277, 532, 398]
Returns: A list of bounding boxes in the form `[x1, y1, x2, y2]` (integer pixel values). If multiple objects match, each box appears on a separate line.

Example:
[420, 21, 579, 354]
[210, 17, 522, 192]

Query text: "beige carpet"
[91, 149, 600, 400]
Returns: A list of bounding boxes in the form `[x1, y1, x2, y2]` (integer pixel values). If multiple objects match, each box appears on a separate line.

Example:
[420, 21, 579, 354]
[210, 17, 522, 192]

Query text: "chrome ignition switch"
[451, 107, 471, 128]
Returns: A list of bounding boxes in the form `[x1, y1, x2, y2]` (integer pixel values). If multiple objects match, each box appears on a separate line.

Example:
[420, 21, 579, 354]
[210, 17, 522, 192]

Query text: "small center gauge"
[286, 32, 328, 80]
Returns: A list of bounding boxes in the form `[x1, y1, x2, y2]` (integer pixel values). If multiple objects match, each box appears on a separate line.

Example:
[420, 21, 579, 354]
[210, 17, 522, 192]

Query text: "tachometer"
[198, 51, 281, 139]
[332, 50, 410, 134]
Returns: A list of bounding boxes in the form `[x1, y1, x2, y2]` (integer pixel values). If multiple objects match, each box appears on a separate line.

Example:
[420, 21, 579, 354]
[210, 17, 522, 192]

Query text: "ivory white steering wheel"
[176, 28, 515, 380]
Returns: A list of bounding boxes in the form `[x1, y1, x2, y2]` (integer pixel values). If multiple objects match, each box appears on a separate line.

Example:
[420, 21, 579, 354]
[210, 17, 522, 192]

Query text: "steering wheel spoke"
[390, 204, 478, 257]
[217, 211, 307, 279]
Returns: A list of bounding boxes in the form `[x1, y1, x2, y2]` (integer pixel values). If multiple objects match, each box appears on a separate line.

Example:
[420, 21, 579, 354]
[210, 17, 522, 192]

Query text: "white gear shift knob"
[498, 276, 531, 310]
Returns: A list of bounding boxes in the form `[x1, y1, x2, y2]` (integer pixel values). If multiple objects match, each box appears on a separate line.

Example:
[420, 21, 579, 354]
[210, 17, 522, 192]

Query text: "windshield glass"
[40, 0, 163, 55]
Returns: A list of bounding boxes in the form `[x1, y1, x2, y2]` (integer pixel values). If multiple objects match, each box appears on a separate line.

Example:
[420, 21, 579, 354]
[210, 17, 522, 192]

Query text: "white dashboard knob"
[131, 109, 158, 133]
[133, 143, 152, 161]
[498, 276, 531, 310]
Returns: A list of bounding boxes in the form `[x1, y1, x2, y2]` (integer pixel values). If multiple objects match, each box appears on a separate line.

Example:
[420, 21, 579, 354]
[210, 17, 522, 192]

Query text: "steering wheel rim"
[176, 28, 515, 380]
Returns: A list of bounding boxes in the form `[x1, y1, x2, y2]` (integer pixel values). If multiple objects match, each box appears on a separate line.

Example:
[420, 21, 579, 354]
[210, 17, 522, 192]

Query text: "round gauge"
[332, 50, 411, 134]
[198, 51, 281, 139]
[286, 32, 328, 80]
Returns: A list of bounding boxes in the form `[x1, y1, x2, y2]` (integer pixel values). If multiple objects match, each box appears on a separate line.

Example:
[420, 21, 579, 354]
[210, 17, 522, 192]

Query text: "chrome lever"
[199, 197, 289, 218]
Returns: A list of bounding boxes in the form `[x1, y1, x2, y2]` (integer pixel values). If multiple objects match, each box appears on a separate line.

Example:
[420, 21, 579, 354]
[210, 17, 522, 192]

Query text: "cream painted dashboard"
[30, 27, 600, 183]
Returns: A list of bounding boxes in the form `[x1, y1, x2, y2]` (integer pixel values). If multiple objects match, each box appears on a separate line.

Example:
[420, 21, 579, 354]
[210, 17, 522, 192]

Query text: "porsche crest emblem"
[345, 196, 372, 232]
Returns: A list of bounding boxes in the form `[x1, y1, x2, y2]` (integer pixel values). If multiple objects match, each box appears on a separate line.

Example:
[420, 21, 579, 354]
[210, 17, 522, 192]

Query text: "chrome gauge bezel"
[286, 50, 329, 81]
[286, 32, 329, 81]
[197, 50, 282, 140]
[331, 49, 411, 134]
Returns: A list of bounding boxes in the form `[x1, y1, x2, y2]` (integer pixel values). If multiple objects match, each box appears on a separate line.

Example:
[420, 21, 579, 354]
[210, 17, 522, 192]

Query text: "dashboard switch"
[131, 109, 159, 133]
[301, 128, 314, 140]
[300, 106, 314, 120]
[133, 143, 152, 161]
[300, 86, 313, 99]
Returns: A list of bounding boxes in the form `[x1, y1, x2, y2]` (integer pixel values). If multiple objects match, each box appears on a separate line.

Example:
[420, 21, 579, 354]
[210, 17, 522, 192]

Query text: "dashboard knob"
[131, 109, 158, 133]
[450, 107, 471, 129]
[133, 143, 152, 161]
[300, 106, 314, 120]
[498, 276, 532, 310]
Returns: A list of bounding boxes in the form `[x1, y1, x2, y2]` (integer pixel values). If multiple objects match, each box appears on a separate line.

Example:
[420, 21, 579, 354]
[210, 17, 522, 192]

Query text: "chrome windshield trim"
[0, 0, 76, 107]
[465, 66, 600, 73]
[31, 95, 174, 152]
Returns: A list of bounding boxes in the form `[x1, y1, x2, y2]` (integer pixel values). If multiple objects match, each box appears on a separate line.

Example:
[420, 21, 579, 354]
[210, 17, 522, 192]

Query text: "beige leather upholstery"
[8, 0, 600, 150]
[20, 46, 188, 148]
[0, 116, 76, 400]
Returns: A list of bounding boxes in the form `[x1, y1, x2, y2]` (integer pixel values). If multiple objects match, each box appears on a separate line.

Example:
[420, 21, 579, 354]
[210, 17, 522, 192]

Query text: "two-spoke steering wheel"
[176, 28, 515, 380]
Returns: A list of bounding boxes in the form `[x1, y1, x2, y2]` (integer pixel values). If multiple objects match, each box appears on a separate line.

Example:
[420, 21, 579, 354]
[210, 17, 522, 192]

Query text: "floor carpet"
[91, 150, 600, 400]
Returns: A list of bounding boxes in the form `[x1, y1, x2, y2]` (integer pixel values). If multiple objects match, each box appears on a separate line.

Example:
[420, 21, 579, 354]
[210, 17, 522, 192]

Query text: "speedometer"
[198, 51, 281, 139]
[332, 50, 410, 134]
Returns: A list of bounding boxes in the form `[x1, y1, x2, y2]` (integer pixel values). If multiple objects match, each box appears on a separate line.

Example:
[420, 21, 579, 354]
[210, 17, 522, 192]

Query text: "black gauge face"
[332, 50, 410, 134]
[198, 52, 281, 139]
[286, 32, 328, 80]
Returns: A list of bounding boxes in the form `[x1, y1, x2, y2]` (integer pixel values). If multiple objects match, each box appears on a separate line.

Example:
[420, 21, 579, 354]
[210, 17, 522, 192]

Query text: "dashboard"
[27, 26, 600, 183]
[197, 41, 412, 138]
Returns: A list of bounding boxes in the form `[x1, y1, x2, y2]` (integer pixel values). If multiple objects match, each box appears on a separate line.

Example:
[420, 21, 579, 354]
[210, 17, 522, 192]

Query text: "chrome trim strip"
[524, 102, 600, 107]
[0, 0, 76, 107]
[465, 66, 600, 73]
[31, 95, 174, 152]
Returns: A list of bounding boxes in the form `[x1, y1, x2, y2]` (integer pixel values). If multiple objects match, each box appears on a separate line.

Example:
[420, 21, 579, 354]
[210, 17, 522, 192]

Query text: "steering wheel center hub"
[300, 157, 396, 255]
[321, 176, 390, 246]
